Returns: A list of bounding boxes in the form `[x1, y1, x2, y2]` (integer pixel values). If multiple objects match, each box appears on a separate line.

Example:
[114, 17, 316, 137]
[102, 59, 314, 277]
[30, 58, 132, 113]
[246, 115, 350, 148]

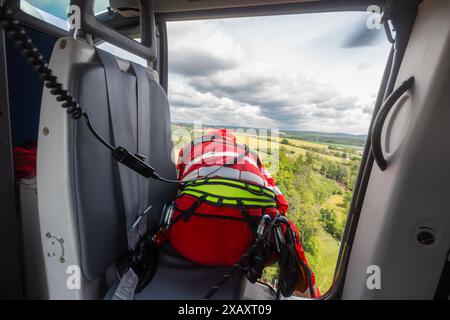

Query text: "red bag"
[168, 130, 319, 296]
[13, 141, 37, 181]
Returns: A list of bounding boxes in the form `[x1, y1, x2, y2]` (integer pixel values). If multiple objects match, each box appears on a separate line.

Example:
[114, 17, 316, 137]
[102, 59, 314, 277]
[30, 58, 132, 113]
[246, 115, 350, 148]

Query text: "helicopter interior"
[0, 0, 450, 300]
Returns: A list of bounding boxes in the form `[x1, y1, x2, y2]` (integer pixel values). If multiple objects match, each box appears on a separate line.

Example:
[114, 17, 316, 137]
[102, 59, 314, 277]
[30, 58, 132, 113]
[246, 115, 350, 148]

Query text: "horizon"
[172, 121, 368, 138]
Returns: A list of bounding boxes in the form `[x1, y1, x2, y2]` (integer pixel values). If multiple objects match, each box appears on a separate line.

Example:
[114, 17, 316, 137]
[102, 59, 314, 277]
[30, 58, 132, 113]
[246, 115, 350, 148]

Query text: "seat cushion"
[106, 244, 245, 300]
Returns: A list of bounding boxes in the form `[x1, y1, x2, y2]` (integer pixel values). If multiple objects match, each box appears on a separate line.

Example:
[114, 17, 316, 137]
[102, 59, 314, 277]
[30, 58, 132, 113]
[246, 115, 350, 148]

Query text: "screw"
[60, 258, 65, 263]
[43, 127, 49, 136]
[46, 232, 51, 238]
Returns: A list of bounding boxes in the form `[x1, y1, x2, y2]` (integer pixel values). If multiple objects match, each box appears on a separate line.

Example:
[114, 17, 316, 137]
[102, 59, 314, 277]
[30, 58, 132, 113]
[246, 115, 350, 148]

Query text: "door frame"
[155, 0, 420, 299]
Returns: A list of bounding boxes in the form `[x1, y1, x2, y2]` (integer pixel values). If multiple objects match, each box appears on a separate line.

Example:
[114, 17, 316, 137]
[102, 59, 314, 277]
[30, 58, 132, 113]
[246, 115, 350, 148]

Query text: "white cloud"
[168, 21, 245, 76]
[167, 13, 391, 135]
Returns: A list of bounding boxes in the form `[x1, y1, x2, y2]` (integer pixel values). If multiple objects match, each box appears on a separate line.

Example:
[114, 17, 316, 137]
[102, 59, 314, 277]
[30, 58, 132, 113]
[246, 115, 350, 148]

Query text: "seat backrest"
[37, 38, 176, 298]
[69, 48, 177, 280]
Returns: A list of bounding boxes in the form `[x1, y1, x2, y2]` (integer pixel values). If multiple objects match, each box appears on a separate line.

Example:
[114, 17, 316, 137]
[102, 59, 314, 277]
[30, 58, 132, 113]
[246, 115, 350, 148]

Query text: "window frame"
[4, 0, 420, 300]
[8, 0, 69, 38]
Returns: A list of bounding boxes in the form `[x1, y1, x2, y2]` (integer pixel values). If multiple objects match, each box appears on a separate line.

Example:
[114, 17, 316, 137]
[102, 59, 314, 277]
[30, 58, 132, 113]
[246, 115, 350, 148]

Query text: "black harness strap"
[130, 62, 151, 213]
[182, 195, 206, 222]
[97, 50, 142, 301]
[97, 51, 159, 300]
[183, 178, 277, 199]
[168, 195, 207, 225]
[97, 49, 141, 249]
[238, 200, 258, 237]
[180, 189, 276, 204]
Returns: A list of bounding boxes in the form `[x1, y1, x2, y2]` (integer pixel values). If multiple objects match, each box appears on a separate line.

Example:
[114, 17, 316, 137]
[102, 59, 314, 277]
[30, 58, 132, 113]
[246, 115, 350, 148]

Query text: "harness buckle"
[116, 205, 159, 294]
[127, 205, 152, 251]
[151, 201, 175, 246]
[273, 224, 286, 253]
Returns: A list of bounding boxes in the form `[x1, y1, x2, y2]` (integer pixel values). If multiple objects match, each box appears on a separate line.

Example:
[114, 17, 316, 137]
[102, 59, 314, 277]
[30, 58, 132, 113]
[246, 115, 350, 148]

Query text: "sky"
[25, 0, 109, 19]
[167, 12, 391, 135]
[22, 1, 391, 135]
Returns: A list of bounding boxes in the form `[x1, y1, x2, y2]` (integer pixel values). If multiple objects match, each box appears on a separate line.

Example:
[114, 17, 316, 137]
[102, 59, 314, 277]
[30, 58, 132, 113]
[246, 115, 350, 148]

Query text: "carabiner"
[256, 214, 272, 237]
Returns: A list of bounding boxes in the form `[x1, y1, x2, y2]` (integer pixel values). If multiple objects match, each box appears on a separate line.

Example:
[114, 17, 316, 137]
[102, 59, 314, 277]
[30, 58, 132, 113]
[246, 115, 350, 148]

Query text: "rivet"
[43, 127, 49, 136]
[60, 258, 65, 263]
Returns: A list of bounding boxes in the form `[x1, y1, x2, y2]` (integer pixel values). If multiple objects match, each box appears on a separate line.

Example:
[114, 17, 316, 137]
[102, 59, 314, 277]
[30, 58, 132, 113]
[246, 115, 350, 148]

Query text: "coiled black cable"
[0, 5, 248, 185]
[1, 7, 81, 119]
[0, 6, 116, 152]
[0, 5, 177, 181]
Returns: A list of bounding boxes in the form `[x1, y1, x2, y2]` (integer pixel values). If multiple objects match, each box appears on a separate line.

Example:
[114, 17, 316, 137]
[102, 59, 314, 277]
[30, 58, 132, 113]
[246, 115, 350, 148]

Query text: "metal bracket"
[381, 0, 395, 44]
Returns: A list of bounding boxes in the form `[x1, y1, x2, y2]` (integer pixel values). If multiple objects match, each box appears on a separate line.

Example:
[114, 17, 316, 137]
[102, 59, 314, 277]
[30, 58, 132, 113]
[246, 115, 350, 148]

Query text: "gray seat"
[106, 243, 245, 300]
[69, 53, 176, 280]
[69, 49, 245, 299]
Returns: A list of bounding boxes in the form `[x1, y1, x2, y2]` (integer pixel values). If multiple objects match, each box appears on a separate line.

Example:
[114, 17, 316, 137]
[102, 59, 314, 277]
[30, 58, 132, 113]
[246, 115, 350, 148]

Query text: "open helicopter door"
[340, 0, 450, 299]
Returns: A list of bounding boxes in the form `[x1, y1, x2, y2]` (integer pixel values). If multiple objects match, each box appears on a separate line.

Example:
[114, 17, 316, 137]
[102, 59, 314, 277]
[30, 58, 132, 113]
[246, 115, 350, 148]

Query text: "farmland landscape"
[172, 123, 365, 294]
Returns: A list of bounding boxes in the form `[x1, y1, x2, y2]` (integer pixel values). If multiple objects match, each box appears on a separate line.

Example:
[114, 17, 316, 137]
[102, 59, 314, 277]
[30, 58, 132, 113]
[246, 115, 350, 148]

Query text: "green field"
[310, 228, 340, 291]
[172, 124, 361, 294]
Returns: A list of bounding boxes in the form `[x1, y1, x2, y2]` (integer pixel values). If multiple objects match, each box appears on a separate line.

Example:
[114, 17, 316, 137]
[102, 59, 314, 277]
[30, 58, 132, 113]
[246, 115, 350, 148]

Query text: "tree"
[320, 208, 344, 240]
[281, 138, 290, 145]
[305, 151, 314, 165]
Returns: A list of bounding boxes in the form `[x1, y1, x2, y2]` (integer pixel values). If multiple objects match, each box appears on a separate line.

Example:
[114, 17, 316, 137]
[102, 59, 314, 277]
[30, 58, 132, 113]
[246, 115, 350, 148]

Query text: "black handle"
[71, 0, 157, 61]
[371, 77, 415, 171]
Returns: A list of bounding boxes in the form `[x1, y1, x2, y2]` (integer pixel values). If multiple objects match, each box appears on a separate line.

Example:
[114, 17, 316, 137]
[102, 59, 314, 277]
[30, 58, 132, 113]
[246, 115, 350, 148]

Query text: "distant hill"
[172, 122, 367, 147]
[281, 130, 367, 147]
